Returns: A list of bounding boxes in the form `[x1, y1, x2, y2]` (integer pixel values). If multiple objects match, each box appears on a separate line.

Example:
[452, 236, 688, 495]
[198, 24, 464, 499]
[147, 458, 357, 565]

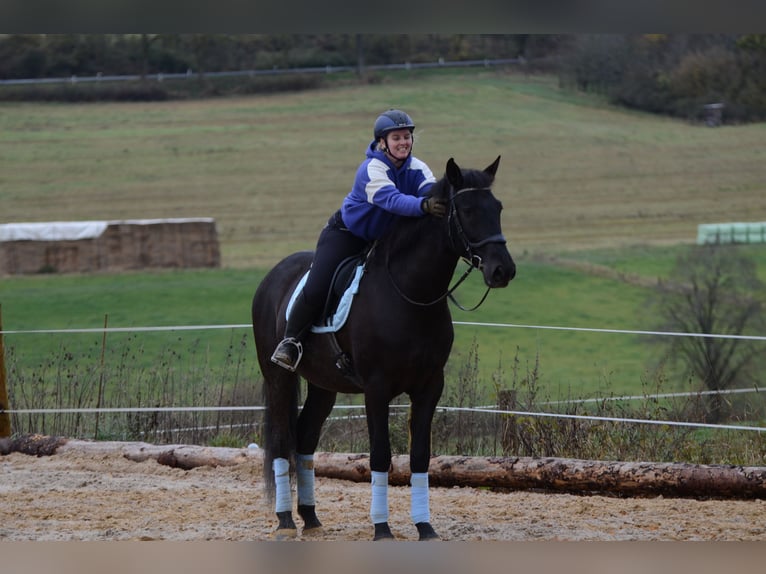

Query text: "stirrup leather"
[270, 337, 304, 372]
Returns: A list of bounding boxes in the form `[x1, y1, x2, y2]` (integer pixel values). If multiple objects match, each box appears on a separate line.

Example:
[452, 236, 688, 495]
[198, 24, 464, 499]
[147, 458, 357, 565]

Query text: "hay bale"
[0, 218, 221, 275]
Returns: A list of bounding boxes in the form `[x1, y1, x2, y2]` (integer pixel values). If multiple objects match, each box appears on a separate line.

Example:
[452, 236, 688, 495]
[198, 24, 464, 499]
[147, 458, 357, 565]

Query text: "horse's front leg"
[364, 386, 395, 541]
[295, 385, 337, 535]
[408, 373, 445, 541]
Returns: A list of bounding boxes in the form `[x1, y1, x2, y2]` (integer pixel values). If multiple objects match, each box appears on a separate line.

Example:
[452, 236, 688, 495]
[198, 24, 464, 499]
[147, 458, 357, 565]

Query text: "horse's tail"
[251, 255, 308, 505]
[260, 369, 299, 504]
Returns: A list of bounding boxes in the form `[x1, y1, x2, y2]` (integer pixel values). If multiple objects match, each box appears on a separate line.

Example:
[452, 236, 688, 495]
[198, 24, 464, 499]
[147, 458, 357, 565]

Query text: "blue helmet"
[373, 109, 415, 140]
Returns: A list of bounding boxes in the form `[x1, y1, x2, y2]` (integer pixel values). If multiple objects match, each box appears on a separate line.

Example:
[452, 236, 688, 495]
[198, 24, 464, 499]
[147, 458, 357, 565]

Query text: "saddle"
[284, 253, 368, 384]
[286, 254, 366, 334]
[322, 254, 365, 326]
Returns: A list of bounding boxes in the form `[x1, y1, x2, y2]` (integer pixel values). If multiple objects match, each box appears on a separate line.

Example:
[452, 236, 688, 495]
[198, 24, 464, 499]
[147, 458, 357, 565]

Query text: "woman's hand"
[421, 197, 447, 217]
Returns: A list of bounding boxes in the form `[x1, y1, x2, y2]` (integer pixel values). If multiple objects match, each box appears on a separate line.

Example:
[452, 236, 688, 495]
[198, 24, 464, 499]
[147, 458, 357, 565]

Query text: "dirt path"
[2, 448, 765, 541]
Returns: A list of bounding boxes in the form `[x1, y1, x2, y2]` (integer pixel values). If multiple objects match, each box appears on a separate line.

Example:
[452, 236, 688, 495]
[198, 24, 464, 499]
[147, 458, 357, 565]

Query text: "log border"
[3, 434, 765, 499]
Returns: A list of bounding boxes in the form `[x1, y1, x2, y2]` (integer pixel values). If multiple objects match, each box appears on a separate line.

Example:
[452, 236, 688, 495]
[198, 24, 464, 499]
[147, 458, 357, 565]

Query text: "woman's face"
[383, 129, 413, 163]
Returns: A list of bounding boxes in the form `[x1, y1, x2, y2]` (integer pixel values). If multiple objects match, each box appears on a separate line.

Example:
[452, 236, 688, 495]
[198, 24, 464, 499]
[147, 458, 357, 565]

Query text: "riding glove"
[421, 197, 447, 217]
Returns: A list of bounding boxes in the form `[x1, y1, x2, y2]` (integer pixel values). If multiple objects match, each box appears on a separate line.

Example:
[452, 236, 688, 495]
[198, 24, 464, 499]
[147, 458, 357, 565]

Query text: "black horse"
[251, 156, 515, 540]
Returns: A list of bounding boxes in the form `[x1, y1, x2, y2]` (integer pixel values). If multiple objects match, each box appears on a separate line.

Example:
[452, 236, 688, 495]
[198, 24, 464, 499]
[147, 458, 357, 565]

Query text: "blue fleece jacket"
[340, 141, 436, 241]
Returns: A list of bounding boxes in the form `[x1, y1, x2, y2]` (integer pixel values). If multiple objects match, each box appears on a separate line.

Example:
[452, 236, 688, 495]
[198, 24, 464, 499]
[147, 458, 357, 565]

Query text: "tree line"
[0, 34, 543, 79]
[1, 34, 764, 122]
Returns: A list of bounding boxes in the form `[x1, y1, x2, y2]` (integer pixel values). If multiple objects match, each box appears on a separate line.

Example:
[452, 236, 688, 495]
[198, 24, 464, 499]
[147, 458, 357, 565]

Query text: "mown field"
[2, 67, 766, 408]
[3, 69, 766, 267]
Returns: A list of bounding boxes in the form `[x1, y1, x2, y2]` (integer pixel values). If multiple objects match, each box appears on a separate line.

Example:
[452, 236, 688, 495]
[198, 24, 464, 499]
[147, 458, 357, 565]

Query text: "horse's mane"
[376, 165, 496, 256]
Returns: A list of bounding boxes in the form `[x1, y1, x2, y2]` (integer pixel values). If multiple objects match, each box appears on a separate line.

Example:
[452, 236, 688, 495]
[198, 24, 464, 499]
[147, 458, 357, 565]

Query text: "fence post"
[0, 304, 12, 437]
[704, 102, 724, 127]
[94, 314, 108, 440]
[497, 389, 517, 456]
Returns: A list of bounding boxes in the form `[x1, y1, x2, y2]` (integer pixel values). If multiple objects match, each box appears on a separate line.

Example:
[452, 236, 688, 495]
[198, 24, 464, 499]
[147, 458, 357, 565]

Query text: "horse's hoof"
[271, 527, 298, 541]
[373, 522, 395, 541]
[416, 522, 440, 541]
[297, 505, 322, 531]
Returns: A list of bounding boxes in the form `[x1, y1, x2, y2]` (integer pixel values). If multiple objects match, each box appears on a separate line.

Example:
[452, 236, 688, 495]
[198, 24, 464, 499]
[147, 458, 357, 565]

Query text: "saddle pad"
[285, 264, 365, 333]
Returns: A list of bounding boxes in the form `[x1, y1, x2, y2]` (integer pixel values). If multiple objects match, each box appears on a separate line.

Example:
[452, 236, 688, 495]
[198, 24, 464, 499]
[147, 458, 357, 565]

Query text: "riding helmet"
[373, 109, 415, 140]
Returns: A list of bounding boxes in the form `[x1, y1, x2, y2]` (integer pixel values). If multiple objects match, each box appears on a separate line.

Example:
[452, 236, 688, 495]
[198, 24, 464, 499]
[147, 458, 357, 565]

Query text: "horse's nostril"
[490, 262, 515, 286]
[490, 266, 507, 286]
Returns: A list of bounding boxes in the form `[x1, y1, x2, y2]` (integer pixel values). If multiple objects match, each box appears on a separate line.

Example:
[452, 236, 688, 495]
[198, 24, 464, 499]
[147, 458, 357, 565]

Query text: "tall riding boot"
[271, 291, 319, 371]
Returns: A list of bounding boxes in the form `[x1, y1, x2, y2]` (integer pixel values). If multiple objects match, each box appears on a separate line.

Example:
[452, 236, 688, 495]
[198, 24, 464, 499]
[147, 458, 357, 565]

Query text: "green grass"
[446, 257, 658, 398]
[0, 268, 265, 375]
[2, 256, 662, 401]
[0, 268, 265, 330]
[6, 246, 766, 404]
[561, 244, 766, 284]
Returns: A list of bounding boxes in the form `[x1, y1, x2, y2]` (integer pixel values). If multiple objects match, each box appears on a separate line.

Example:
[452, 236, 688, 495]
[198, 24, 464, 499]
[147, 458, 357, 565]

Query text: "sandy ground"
[2, 447, 766, 542]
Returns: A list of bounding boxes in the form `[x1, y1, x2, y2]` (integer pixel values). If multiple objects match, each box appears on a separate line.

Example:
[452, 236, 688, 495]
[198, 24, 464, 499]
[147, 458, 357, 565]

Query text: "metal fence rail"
[0, 58, 522, 86]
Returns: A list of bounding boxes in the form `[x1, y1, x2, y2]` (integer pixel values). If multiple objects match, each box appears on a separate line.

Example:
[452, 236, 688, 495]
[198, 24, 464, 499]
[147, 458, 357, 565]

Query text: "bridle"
[387, 185, 507, 310]
[448, 186, 507, 269]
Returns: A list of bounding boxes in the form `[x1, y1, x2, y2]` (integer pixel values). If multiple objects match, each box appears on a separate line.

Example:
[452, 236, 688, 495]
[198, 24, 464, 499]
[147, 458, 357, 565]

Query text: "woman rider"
[271, 108, 447, 371]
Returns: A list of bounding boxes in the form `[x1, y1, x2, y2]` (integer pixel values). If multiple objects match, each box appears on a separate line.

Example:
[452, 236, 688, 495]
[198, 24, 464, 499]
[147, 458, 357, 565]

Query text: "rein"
[386, 186, 506, 310]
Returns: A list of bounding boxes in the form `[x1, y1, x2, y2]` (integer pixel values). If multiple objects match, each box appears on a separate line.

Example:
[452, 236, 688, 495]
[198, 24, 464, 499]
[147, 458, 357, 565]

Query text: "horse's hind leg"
[295, 384, 337, 535]
[260, 361, 301, 540]
[273, 457, 298, 539]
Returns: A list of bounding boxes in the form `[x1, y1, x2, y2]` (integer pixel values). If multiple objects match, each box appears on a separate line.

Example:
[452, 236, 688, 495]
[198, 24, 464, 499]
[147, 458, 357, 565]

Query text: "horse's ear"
[484, 155, 501, 177]
[446, 157, 463, 189]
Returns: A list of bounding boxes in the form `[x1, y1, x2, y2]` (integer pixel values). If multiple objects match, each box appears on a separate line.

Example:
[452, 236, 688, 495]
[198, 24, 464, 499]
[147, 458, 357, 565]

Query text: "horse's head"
[438, 156, 516, 288]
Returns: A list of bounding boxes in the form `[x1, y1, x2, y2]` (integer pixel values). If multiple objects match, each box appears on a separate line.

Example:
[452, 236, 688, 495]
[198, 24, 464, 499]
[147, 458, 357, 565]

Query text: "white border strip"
[5, 406, 265, 414]
[3, 321, 766, 341]
[437, 405, 766, 433]
[3, 322, 765, 433]
[5, 403, 765, 433]
[541, 386, 765, 405]
[452, 321, 766, 341]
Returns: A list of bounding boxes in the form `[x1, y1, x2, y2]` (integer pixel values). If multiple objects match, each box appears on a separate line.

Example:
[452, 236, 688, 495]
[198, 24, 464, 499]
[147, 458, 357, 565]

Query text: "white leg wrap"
[296, 453, 315, 506]
[410, 472, 430, 524]
[370, 471, 389, 524]
[273, 457, 292, 513]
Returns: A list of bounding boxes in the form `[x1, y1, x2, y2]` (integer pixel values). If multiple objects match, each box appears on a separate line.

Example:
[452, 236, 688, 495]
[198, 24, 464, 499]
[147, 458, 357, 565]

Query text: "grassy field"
[0, 258, 656, 399]
[2, 67, 766, 405]
[3, 245, 765, 407]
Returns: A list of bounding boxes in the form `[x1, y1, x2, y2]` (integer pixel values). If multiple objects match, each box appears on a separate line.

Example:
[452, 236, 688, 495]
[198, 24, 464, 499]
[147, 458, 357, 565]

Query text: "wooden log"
[0, 435, 260, 470]
[0, 433, 66, 456]
[314, 452, 766, 499]
[59, 439, 260, 470]
[3, 435, 766, 499]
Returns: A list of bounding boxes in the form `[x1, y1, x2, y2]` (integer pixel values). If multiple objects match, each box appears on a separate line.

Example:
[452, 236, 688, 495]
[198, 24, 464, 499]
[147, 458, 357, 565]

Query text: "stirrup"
[270, 337, 303, 372]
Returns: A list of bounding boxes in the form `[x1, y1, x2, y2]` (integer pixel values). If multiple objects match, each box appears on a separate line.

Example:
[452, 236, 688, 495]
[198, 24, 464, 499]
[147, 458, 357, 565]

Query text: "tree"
[139, 34, 160, 79]
[651, 245, 766, 423]
[0, 34, 47, 79]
